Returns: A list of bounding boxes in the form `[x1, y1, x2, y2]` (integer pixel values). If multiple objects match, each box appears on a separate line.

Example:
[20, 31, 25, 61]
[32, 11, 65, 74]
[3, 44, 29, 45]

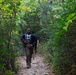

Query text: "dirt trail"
[17, 53, 53, 75]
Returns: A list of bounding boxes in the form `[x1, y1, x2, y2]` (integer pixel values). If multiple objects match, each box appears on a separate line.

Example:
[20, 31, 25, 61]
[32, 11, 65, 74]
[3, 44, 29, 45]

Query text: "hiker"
[31, 31, 40, 53]
[21, 28, 37, 68]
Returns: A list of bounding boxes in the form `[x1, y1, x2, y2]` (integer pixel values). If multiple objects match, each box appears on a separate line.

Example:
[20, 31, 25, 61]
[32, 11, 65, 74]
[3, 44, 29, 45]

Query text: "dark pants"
[34, 42, 37, 53]
[25, 44, 33, 66]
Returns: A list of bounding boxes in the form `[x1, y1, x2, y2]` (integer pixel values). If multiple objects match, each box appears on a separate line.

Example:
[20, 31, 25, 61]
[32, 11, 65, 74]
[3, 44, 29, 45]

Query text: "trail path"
[17, 53, 53, 75]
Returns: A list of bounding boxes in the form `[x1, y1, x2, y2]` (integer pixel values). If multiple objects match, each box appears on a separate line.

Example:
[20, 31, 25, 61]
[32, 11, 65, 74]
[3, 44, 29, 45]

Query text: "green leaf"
[0, 39, 8, 44]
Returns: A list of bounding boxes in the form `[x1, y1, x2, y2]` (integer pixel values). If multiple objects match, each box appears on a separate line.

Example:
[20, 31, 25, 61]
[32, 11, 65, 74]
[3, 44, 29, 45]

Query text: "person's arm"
[35, 35, 40, 47]
[31, 34, 36, 46]
[37, 39, 40, 47]
[21, 35, 25, 43]
[21, 34, 27, 44]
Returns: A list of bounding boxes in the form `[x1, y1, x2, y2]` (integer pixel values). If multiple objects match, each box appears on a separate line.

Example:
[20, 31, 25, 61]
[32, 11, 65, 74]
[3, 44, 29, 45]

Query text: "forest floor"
[17, 53, 54, 75]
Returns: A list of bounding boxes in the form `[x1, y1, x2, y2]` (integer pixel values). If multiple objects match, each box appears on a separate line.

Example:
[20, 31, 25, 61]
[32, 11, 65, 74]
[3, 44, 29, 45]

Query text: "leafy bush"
[43, 0, 76, 75]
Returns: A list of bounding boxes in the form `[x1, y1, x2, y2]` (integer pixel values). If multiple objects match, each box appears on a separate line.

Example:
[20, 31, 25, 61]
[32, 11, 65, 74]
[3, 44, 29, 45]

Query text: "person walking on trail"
[21, 28, 38, 68]
[31, 31, 40, 53]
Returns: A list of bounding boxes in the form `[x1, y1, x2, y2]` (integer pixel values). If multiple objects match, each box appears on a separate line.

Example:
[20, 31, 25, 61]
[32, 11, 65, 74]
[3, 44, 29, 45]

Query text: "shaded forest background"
[0, 0, 76, 75]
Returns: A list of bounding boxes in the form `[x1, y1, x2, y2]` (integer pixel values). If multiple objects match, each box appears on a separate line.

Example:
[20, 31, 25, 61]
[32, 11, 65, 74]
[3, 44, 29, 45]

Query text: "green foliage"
[0, 0, 76, 75]
[0, 0, 21, 74]
[51, 20, 76, 75]
[43, 0, 76, 75]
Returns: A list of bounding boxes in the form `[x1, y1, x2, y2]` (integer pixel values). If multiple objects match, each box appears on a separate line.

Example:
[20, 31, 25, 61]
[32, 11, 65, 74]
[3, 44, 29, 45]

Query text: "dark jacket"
[21, 33, 37, 47]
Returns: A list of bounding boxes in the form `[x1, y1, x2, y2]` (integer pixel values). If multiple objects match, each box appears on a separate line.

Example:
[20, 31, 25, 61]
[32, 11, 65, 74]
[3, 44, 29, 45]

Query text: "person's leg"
[34, 43, 37, 53]
[27, 55, 31, 67]
[25, 47, 31, 68]
[30, 47, 33, 62]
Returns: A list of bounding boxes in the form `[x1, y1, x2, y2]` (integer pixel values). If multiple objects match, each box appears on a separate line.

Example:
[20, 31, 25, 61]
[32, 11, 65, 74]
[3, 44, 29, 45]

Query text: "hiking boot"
[27, 64, 31, 69]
